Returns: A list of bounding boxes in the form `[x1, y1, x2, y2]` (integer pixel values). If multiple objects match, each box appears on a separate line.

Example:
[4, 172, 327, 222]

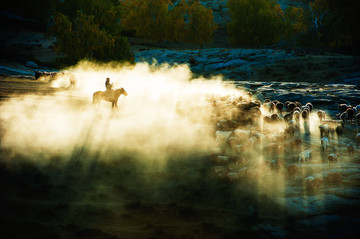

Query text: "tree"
[121, 0, 171, 42]
[49, 11, 133, 64]
[184, 0, 218, 46]
[121, 0, 217, 46]
[227, 0, 287, 47]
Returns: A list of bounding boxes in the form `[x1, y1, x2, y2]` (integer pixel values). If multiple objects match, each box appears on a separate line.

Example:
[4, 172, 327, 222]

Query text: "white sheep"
[233, 129, 251, 142]
[328, 153, 339, 166]
[317, 110, 326, 121]
[299, 150, 312, 164]
[320, 137, 329, 151]
[216, 131, 232, 144]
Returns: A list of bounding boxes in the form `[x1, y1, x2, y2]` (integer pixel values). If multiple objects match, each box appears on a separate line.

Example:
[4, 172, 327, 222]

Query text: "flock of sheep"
[208, 92, 360, 190]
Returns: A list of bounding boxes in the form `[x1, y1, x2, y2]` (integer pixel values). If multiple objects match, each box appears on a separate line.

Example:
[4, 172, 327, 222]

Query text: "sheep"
[295, 101, 302, 108]
[252, 132, 266, 142]
[340, 111, 348, 122]
[283, 112, 293, 122]
[293, 106, 301, 112]
[305, 176, 323, 190]
[356, 113, 360, 123]
[301, 109, 309, 120]
[249, 106, 262, 118]
[321, 137, 329, 151]
[299, 150, 312, 164]
[216, 131, 233, 145]
[317, 110, 326, 121]
[346, 107, 355, 121]
[319, 124, 330, 138]
[338, 103, 348, 113]
[347, 142, 355, 156]
[270, 113, 280, 122]
[213, 155, 231, 164]
[305, 102, 313, 112]
[355, 133, 360, 143]
[293, 111, 300, 122]
[335, 125, 343, 138]
[217, 119, 236, 130]
[287, 102, 297, 112]
[264, 99, 271, 103]
[233, 129, 251, 141]
[275, 102, 284, 113]
[328, 153, 339, 166]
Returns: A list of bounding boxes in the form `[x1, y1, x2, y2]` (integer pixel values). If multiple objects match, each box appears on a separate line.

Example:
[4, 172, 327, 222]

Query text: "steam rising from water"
[0, 61, 246, 162]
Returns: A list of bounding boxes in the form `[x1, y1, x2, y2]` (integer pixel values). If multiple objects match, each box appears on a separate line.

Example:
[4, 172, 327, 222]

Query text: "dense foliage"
[4, 0, 360, 59]
[227, 0, 360, 51]
[48, 0, 133, 64]
[121, 0, 217, 46]
[227, 0, 287, 47]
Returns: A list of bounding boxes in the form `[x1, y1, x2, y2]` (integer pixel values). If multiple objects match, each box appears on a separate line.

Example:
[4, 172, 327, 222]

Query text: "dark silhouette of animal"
[93, 88, 128, 108]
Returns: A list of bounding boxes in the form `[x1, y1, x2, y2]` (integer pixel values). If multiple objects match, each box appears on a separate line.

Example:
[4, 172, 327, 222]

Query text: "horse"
[92, 88, 128, 108]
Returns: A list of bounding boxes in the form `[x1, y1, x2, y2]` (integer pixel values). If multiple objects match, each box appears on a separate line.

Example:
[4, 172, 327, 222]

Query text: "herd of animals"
[208, 92, 360, 190]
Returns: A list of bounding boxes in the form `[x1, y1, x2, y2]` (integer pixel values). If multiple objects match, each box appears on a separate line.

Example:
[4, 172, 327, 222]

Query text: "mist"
[0, 61, 248, 163]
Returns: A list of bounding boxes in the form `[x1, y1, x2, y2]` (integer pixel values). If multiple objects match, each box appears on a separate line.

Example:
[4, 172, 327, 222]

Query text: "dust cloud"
[0, 61, 247, 163]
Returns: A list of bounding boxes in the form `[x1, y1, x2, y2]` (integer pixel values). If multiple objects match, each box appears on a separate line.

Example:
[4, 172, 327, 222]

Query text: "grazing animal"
[305, 102, 313, 112]
[347, 142, 355, 156]
[356, 133, 360, 143]
[270, 113, 280, 122]
[321, 137, 329, 151]
[299, 150, 312, 164]
[293, 111, 300, 122]
[283, 112, 293, 122]
[335, 125, 343, 138]
[317, 110, 326, 121]
[328, 153, 339, 166]
[305, 176, 323, 190]
[275, 102, 284, 113]
[287, 102, 297, 112]
[346, 107, 355, 121]
[319, 124, 330, 137]
[340, 111, 348, 122]
[356, 113, 360, 123]
[93, 88, 128, 108]
[301, 109, 309, 120]
[338, 104, 348, 113]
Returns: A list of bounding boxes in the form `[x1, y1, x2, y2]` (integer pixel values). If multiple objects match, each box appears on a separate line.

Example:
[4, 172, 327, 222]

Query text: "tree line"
[4, 0, 360, 64]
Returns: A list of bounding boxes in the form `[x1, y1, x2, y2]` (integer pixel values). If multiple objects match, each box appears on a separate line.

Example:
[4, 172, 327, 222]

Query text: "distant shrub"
[227, 0, 287, 47]
[49, 11, 133, 64]
[120, 0, 217, 46]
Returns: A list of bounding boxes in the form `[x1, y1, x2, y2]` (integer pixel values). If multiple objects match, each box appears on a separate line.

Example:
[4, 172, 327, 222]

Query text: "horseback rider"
[105, 77, 114, 98]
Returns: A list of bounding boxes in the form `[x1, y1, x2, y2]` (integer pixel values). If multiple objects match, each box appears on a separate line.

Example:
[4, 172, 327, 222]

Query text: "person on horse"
[105, 77, 113, 97]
